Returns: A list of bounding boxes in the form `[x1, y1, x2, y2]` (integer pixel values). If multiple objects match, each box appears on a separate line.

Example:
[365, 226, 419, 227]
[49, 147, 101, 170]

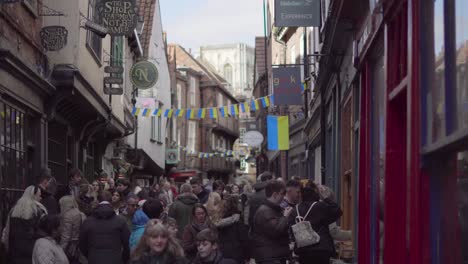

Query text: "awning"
[126, 149, 164, 178]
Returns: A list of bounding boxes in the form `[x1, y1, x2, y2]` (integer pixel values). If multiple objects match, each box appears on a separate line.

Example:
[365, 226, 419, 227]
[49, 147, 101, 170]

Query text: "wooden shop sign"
[104, 76, 123, 85]
[97, 0, 138, 36]
[105, 65, 124, 74]
[104, 86, 124, 95]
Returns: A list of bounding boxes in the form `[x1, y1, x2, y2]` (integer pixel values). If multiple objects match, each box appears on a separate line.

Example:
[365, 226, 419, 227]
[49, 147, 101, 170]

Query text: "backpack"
[291, 202, 320, 248]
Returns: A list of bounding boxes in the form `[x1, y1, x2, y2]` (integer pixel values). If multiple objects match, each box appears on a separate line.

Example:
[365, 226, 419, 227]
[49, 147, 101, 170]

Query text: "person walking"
[251, 180, 292, 264]
[2, 186, 47, 264]
[169, 183, 199, 238]
[121, 195, 139, 230]
[32, 215, 69, 264]
[289, 182, 342, 264]
[78, 191, 130, 264]
[205, 193, 240, 228]
[111, 191, 125, 215]
[190, 178, 210, 204]
[247, 171, 273, 227]
[280, 179, 302, 209]
[59, 196, 84, 264]
[76, 184, 97, 217]
[191, 229, 237, 264]
[130, 220, 188, 264]
[67, 168, 83, 200]
[116, 178, 133, 199]
[129, 198, 164, 249]
[182, 204, 214, 260]
[37, 168, 59, 215]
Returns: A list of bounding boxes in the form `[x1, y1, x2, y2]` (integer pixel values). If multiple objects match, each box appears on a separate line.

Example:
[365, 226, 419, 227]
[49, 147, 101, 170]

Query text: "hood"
[132, 209, 149, 226]
[177, 193, 199, 205]
[253, 181, 268, 192]
[93, 204, 115, 219]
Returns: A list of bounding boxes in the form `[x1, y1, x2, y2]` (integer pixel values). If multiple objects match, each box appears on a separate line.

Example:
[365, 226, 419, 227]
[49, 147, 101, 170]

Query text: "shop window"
[455, 0, 468, 131]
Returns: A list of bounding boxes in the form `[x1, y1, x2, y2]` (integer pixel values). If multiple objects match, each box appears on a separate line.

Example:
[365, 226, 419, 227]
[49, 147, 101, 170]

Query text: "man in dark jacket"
[247, 171, 273, 228]
[36, 168, 59, 215]
[169, 183, 199, 238]
[191, 229, 237, 264]
[79, 191, 130, 264]
[190, 178, 210, 204]
[251, 180, 292, 264]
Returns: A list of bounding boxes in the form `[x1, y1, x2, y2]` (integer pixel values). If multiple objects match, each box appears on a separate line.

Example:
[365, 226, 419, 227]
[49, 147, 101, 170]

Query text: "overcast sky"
[160, 0, 264, 53]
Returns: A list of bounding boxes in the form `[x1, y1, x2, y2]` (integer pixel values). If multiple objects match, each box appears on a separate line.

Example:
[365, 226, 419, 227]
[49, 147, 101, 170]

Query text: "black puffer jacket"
[251, 200, 290, 262]
[197, 188, 210, 204]
[79, 203, 130, 264]
[218, 219, 249, 263]
[7, 211, 45, 264]
[289, 198, 342, 257]
[247, 181, 267, 228]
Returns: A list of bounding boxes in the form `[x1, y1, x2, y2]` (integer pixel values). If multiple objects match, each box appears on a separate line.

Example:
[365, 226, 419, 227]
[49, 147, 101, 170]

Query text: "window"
[177, 84, 182, 109]
[86, 0, 102, 63]
[224, 64, 233, 85]
[455, 0, 468, 131]
[187, 121, 196, 152]
[190, 77, 196, 107]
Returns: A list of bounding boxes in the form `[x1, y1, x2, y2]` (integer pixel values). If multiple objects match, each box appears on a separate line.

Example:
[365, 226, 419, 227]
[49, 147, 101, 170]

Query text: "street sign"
[130, 60, 158, 89]
[274, 0, 321, 27]
[104, 86, 123, 95]
[272, 67, 303, 105]
[97, 0, 138, 36]
[104, 66, 124, 74]
[40, 26, 68, 51]
[104, 76, 123, 84]
[166, 149, 179, 164]
[244, 130, 264, 147]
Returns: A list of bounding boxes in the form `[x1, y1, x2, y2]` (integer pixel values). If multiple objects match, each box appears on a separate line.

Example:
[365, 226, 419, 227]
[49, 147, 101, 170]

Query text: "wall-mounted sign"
[244, 130, 264, 147]
[40, 26, 68, 51]
[104, 86, 124, 95]
[97, 0, 138, 36]
[166, 149, 179, 164]
[274, 0, 320, 27]
[130, 61, 158, 90]
[104, 76, 123, 84]
[105, 65, 124, 74]
[272, 66, 303, 105]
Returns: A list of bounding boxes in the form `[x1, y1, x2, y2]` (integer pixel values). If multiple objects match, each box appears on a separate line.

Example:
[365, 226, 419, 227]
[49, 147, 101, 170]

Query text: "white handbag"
[291, 202, 321, 248]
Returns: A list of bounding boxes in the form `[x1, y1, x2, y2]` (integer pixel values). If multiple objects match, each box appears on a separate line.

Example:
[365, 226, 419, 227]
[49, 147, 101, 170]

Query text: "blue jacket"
[129, 210, 149, 249]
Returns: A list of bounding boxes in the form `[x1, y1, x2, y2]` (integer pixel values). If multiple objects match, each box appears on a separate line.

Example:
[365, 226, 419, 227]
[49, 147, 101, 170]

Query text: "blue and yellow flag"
[261, 97, 270, 108]
[167, 109, 174, 118]
[156, 109, 163, 117]
[230, 105, 239, 116]
[219, 107, 226, 117]
[132, 107, 140, 116]
[186, 109, 191, 119]
[209, 108, 218, 118]
[267, 115, 290, 150]
[164, 109, 171, 117]
[270, 95, 275, 105]
[240, 103, 246, 113]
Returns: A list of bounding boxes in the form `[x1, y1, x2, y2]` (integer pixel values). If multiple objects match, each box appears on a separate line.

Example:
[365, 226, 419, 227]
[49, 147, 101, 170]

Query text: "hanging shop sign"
[40, 26, 68, 51]
[272, 66, 303, 105]
[105, 65, 124, 74]
[244, 130, 264, 147]
[104, 76, 123, 84]
[166, 149, 179, 164]
[97, 0, 138, 36]
[104, 86, 124, 95]
[274, 0, 320, 27]
[130, 60, 158, 89]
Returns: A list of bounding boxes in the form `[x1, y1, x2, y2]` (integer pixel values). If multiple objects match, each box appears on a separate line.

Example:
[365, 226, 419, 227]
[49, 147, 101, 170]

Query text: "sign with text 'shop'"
[130, 61, 159, 89]
[40, 26, 68, 51]
[97, 0, 138, 36]
[275, 0, 321, 27]
[272, 67, 303, 105]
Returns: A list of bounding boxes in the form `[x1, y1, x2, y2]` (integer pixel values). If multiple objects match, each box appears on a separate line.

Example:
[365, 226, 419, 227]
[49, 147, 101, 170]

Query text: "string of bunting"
[132, 95, 276, 118]
[175, 144, 253, 159]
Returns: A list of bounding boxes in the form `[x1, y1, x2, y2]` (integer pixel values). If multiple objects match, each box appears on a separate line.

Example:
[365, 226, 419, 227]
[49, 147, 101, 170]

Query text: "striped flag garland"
[186, 109, 192, 119]
[142, 108, 149, 117]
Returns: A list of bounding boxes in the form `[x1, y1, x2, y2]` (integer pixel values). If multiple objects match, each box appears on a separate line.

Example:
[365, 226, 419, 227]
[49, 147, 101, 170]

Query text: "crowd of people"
[0, 169, 349, 264]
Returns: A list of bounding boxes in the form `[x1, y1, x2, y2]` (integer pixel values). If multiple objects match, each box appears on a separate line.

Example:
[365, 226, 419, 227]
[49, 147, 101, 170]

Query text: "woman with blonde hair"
[2, 185, 47, 264]
[131, 219, 188, 264]
[205, 192, 240, 228]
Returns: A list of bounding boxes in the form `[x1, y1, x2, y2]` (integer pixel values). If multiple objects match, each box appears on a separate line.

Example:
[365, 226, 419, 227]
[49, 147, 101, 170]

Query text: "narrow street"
[0, 0, 467, 263]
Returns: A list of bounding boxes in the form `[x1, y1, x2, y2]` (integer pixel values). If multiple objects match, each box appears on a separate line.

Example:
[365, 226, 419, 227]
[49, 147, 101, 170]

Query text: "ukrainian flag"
[186, 109, 192, 119]
[240, 103, 246, 113]
[230, 105, 239, 116]
[164, 109, 171, 117]
[178, 109, 185, 117]
[261, 97, 270, 108]
[132, 107, 140, 116]
[167, 109, 174, 118]
[209, 108, 218, 119]
[219, 107, 226, 117]
[155, 109, 163, 117]
[267, 115, 289, 150]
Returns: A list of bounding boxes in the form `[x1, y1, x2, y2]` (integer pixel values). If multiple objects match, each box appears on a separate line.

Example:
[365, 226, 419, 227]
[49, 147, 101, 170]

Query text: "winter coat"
[7, 210, 46, 264]
[289, 198, 342, 258]
[79, 203, 130, 264]
[182, 222, 215, 260]
[60, 207, 84, 261]
[247, 181, 267, 228]
[129, 210, 150, 249]
[168, 194, 199, 238]
[190, 251, 237, 264]
[131, 252, 189, 264]
[197, 188, 210, 204]
[76, 196, 97, 217]
[32, 237, 69, 264]
[39, 187, 59, 215]
[251, 200, 290, 262]
[218, 217, 249, 263]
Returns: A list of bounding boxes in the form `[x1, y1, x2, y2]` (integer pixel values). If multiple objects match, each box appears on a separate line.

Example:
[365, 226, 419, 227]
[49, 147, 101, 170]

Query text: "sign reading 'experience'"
[275, 0, 320, 27]
[97, 0, 138, 36]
